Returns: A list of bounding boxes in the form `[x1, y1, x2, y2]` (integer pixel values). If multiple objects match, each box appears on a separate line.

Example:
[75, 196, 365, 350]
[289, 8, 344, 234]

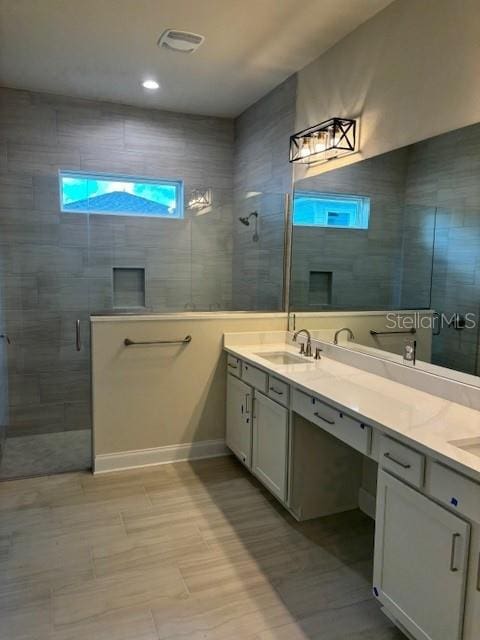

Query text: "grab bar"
[370, 329, 416, 336]
[124, 335, 192, 347]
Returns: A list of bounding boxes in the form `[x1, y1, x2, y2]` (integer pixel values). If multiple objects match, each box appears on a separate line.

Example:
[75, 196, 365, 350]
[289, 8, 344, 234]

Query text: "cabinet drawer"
[427, 461, 480, 521]
[292, 389, 370, 454]
[379, 436, 425, 488]
[242, 362, 267, 393]
[227, 354, 242, 377]
[337, 413, 372, 456]
[293, 389, 338, 425]
[267, 376, 289, 407]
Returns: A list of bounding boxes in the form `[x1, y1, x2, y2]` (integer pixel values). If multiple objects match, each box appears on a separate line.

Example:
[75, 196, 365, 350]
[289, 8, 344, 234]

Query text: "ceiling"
[0, 0, 394, 117]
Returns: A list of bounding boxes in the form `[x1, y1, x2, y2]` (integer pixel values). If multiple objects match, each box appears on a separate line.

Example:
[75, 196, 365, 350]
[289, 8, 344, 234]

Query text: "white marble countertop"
[224, 338, 480, 483]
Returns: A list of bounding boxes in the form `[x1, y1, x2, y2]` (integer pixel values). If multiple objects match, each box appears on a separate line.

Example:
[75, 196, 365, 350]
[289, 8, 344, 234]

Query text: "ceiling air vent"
[157, 29, 205, 53]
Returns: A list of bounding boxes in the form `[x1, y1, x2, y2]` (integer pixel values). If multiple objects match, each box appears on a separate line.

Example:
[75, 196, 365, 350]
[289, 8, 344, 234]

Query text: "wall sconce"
[188, 188, 212, 210]
[289, 118, 357, 164]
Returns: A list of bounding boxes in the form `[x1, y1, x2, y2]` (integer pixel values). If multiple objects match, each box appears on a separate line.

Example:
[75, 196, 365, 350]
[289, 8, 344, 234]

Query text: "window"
[59, 171, 183, 218]
[293, 192, 370, 229]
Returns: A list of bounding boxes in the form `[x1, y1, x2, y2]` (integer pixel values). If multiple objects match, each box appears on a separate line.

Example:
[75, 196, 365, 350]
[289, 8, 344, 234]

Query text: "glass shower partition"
[428, 205, 480, 375]
[0, 190, 93, 479]
[231, 190, 288, 311]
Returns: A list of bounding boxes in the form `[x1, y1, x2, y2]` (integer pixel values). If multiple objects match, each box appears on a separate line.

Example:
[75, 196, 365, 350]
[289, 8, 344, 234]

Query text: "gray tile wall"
[291, 148, 410, 310]
[402, 122, 480, 374]
[0, 260, 7, 457]
[0, 87, 234, 435]
[232, 75, 297, 310]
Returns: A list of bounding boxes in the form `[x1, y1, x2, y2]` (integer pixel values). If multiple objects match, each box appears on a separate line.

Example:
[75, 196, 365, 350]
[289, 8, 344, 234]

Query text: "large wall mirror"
[289, 121, 480, 381]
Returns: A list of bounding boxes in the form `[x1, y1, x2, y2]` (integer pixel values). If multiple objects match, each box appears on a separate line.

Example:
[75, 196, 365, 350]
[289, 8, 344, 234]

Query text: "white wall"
[296, 0, 480, 176]
[91, 313, 286, 465]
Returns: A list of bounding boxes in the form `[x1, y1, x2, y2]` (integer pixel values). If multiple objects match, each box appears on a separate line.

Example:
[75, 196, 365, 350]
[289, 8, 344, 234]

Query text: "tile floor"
[0, 455, 405, 639]
[0, 430, 91, 479]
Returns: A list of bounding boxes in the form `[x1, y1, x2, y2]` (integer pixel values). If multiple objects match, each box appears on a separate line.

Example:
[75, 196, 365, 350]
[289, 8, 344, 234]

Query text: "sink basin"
[449, 437, 480, 458]
[254, 351, 307, 365]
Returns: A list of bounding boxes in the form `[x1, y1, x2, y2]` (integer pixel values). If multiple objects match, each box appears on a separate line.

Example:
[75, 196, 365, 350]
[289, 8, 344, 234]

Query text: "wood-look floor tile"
[18, 507, 127, 548]
[184, 533, 303, 585]
[0, 471, 85, 500]
[152, 585, 295, 640]
[0, 602, 52, 640]
[91, 528, 209, 578]
[145, 475, 258, 507]
[0, 456, 401, 640]
[0, 534, 11, 560]
[273, 559, 373, 619]
[0, 575, 51, 612]
[1, 534, 95, 591]
[121, 501, 228, 535]
[0, 505, 54, 538]
[254, 599, 403, 639]
[51, 606, 159, 640]
[153, 594, 293, 640]
[52, 565, 188, 626]
[179, 550, 280, 597]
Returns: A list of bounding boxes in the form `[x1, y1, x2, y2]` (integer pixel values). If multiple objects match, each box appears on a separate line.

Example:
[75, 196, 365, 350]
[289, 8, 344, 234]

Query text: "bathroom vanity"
[224, 332, 480, 640]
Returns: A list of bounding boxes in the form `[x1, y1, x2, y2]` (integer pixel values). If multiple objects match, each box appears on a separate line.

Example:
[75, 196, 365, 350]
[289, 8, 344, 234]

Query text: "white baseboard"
[358, 487, 376, 519]
[94, 439, 229, 474]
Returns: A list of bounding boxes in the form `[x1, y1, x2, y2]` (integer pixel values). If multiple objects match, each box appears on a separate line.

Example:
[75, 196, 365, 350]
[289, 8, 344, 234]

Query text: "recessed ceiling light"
[142, 80, 159, 90]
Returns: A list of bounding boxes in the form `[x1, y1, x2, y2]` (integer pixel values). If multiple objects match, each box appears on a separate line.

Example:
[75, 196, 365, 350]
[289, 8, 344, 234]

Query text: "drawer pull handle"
[313, 412, 335, 425]
[384, 452, 411, 469]
[228, 363, 238, 370]
[269, 387, 283, 396]
[476, 553, 480, 591]
[245, 393, 251, 415]
[450, 533, 461, 572]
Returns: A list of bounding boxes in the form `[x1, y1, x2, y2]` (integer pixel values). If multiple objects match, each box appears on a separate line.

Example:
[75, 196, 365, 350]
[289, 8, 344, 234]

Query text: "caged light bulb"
[299, 137, 311, 160]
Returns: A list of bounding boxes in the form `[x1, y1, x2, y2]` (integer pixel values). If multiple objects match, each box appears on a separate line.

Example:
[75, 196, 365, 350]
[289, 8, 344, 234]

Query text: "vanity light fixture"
[188, 188, 212, 210]
[289, 117, 357, 164]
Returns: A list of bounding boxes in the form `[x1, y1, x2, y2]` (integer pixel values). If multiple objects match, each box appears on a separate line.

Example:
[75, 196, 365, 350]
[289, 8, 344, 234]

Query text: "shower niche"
[113, 267, 146, 309]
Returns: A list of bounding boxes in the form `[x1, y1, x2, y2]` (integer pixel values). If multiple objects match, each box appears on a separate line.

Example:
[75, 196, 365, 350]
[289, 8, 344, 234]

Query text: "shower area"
[0, 81, 295, 479]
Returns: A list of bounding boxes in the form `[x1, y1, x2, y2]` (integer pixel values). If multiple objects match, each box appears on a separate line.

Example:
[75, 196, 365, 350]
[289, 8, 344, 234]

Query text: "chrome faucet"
[293, 328, 312, 357]
[333, 327, 355, 345]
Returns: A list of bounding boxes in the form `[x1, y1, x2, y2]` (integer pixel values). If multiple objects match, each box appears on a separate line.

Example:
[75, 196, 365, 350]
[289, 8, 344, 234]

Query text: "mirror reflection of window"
[293, 192, 370, 229]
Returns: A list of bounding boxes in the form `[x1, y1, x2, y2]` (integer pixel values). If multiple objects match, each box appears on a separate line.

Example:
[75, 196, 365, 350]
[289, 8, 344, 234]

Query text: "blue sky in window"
[61, 177, 178, 213]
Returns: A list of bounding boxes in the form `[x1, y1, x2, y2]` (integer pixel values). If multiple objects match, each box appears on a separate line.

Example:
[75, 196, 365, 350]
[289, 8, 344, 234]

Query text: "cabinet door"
[463, 522, 480, 640]
[226, 374, 252, 468]
[252, 391, 288, 502]
[374, 470, 470, 640]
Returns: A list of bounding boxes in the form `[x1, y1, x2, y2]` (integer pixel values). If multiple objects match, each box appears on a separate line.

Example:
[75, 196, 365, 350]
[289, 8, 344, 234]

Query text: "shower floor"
[0, 430, 91, 479]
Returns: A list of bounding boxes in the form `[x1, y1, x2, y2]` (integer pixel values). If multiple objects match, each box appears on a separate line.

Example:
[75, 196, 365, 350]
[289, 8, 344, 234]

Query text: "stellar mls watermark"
[385, 312, 477, 330]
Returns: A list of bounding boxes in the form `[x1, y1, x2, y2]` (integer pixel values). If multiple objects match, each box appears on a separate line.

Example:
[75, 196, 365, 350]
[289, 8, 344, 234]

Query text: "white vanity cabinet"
[226, 373, 253, 468]
[252, 391, 288, 502]
[463, 522, 480, 640]
[426, 461, 480, 640]
[374, 470, 470, 640]
[224, 346, 480, 640]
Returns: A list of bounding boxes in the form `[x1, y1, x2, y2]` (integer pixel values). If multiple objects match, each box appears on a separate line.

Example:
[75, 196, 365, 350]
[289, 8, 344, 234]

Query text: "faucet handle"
[299, 342, 305, 355]
[314, 347, 322, 360]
